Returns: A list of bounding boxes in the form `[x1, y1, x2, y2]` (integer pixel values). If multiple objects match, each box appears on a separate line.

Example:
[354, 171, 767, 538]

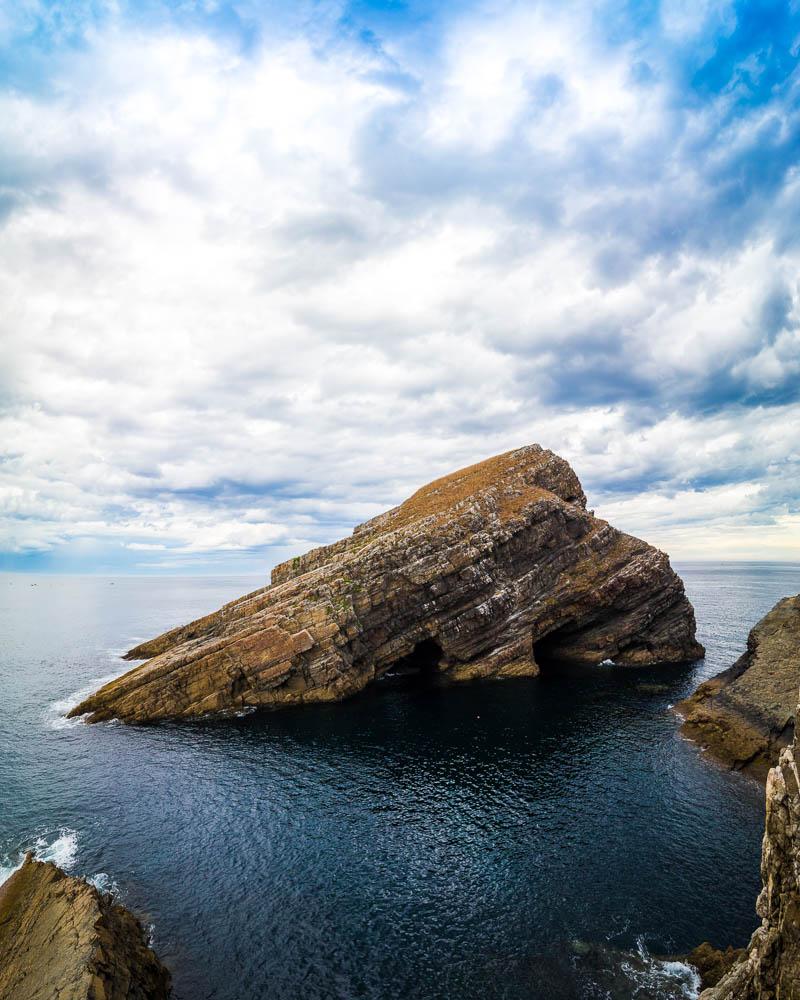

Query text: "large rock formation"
[678, 595, 800, 780]
[696, 724, 800, 999]
[70, 445, 703, 725]
[0, 854, 171, 1000]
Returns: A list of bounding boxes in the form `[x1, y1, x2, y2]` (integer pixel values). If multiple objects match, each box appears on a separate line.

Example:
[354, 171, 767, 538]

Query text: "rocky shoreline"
[0, 853, 171, 1000]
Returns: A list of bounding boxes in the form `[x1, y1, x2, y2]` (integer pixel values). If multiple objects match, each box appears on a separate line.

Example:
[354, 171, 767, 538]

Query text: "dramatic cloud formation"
[1, 0, 798, 572]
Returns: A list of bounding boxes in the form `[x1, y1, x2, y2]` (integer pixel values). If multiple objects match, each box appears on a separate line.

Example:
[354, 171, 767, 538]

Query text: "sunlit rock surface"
[70, 444, 703, 724]
[0, 854, 170, 1000]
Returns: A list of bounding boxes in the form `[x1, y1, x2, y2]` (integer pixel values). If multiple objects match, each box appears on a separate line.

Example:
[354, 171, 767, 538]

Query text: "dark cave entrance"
[533, 622, 586, 673]
[384, 639, 443, 683]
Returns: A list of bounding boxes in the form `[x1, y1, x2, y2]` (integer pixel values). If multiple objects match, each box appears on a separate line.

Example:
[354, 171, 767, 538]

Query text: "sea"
[1, 562, 798, 999]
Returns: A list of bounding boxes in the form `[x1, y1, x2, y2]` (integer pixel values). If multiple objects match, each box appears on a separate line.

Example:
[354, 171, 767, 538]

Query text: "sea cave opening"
[383, 638, 443, 683]
[533, 623, 584, 674]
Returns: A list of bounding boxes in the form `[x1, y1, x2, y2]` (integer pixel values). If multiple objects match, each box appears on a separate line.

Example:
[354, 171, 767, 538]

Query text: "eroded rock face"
[678, 595, 800, 780]
[70, 444, 703, 725]
[697, 731, 800, 999]
[0, 854, 171, 1000]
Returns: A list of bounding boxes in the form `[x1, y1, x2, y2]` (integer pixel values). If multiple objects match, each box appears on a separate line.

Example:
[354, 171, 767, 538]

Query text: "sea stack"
[0, 854, 171, 1000]
[678, 595, 800, 780]
[69, 444, 703, 724]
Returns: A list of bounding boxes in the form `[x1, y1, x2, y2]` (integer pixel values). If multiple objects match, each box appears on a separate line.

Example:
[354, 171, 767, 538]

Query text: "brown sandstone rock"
[0, 854, 171, 1000]
[697, 723, 800, 999]
[678, 595, 800, 780]
[69, 444, 703, 725]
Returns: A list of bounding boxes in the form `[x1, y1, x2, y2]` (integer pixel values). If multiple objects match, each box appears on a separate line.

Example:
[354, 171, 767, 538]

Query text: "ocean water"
[1, 562, 798, 999]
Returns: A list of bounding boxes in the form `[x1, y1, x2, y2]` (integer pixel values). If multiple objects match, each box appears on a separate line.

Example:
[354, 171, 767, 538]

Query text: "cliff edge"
[69, 444, 703, 724]
[697, 727, 800, 998]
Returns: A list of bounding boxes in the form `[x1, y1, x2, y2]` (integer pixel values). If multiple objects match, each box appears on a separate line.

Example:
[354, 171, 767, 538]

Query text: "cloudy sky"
[1, 0, 799, 574]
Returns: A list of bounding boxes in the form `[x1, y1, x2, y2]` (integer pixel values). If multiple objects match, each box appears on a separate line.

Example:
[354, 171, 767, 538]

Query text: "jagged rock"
[687, 942, 746, 990]
[0, 854, 171, 1000]
[69, 444, 703, 725]
[678, 595, 800, 780]
[697, 727, 800, 999]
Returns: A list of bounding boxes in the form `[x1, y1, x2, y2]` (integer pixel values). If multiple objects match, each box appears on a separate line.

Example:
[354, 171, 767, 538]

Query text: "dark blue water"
[1, 563, 798, 999]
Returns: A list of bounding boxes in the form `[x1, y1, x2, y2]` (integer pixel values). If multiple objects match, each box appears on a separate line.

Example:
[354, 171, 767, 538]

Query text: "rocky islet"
[69, 444, 704, 725]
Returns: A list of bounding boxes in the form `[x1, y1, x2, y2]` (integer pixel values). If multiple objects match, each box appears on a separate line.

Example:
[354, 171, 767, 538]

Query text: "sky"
[0, 0, 799, 574]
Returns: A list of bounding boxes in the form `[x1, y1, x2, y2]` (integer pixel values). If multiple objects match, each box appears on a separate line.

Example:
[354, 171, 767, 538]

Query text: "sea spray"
[619, 938, 700, 1000]
[567, 936, 701, 999]
[0, 828, 78, 884]
[44, 649, 133, 729]
[0, 830, 122, 900]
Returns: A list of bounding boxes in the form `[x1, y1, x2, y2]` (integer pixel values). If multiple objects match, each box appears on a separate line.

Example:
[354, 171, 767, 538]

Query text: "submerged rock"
[523, 938, 700, 999]
[70, 444, 703, 724]
[0, 854, 170, 1000]
[678, 595, 800, 780]
[695, 721, 800, 999]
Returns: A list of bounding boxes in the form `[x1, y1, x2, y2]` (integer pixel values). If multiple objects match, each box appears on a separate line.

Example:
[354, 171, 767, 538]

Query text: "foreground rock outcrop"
[70, 444, 703, 724]
[678, 595, 800, 780]
[695, 721, 800, 999]
[0, 854, 171, 1000]
[687, 942, 745, 991]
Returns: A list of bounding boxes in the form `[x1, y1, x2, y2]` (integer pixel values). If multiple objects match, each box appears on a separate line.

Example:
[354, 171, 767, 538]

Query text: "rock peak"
[271, 444, 587, 587]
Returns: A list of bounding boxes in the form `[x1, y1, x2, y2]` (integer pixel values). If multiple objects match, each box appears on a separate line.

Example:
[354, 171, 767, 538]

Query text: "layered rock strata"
[697, 727, 800, 998]
[0, 854, 171, 1000]
[679, 595, 800, 780]
[70, 444, 703, 725]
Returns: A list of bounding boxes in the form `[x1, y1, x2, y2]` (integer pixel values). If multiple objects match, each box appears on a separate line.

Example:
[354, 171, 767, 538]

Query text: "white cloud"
[0, 5, 798, 570]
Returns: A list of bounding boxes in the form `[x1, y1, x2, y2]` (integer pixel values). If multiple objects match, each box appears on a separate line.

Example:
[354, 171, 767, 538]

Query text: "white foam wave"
[46, 676, 118, 729]
[87, 872, 121, 897]
[0, 828, 79, 885]
[0, 831, 123, 902]
[45, 651, 131, 729]
[620, 937, 701, 999]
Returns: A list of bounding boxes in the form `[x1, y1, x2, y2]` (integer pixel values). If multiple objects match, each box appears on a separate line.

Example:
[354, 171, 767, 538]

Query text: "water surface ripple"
[1, 563, 798, 998]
